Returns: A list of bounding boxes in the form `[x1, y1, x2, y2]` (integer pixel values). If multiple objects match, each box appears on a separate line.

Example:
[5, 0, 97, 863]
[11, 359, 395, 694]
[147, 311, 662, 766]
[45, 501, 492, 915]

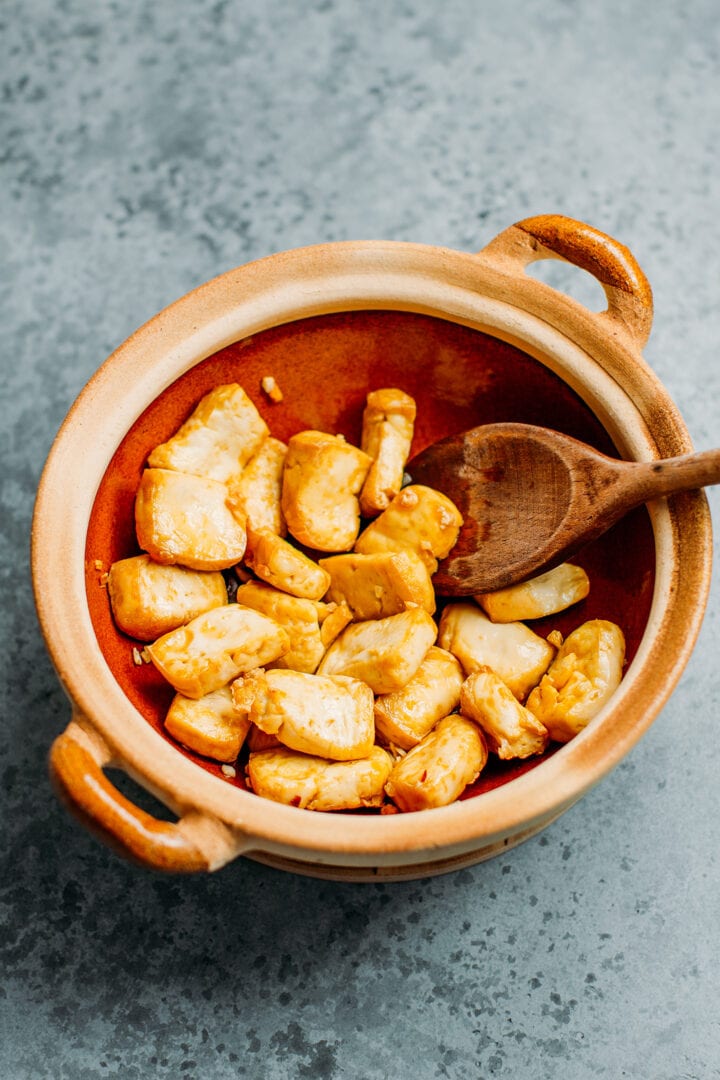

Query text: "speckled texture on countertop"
[2, 1, 720, 1077]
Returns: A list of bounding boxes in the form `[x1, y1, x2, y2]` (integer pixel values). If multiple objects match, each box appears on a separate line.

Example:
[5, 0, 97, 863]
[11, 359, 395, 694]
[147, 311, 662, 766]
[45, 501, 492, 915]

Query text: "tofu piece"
[147, 384, 268, 484]
[281, 430, 372, 552]
[244, 526, 331, 600]
[438, 602, 554, 701]
[319, 550, 435, 620]
[107, 554, 227, 641]
[374, 646, 464, 750]
[234, 580, 327, 673]
[385, 715, 488, 812]
[318, 601, 354, 648]
[260, 374, 283, 403]
[227, 436, 287, 536]
[164, 686, 251, 762]
[135, 468, 247, 571]
[359, 388, 416, 517]
[475, 563, 590, 623]
[460, 669, 549, 760]
[526, 619, 625, 743]
[354, 484, 463, 574]
[316, 607, 437, 695]
[231, 669, 374, 761]
[246, 745, 393, 811]
[147, 604, 290, 698]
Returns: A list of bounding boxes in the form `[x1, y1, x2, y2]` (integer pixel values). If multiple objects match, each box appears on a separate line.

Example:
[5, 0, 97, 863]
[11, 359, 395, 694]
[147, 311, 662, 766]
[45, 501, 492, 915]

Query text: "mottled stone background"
[2, 1, 719, 1077]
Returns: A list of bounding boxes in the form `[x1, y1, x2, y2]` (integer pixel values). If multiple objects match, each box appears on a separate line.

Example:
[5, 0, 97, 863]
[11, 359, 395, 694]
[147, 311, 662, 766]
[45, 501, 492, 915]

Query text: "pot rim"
[32, 236, 713, 865]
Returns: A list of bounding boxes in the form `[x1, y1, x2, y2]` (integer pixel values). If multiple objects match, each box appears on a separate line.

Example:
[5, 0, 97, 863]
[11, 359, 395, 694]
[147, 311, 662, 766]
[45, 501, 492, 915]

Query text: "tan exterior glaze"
[33, 216, 713, 878]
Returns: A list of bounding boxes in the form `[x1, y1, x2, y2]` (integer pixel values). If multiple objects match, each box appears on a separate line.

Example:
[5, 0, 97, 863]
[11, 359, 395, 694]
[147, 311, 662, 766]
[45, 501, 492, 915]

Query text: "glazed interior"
[85, 310, 655, 802]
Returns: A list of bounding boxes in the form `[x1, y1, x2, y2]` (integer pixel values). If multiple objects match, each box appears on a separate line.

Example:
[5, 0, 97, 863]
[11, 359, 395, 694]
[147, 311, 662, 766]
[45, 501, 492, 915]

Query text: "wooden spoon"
[407, 422, 720, 596]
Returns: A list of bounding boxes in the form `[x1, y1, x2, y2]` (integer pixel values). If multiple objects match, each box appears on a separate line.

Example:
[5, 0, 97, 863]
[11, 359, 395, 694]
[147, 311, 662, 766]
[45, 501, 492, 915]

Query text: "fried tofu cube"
[475, 563, 590, 623]
[385, 715, 488, 812]
[164, 686, 251, 762]
[438, 602, 554, 701]
[319, 549, 435, 620]
[243, 527, 331, 600]
[231, 669, 374, 760]
[281, 430, 372, 552]
[227, 436, 287, 536]
[147, 604, 290, 698]
[374, 646, 464, 750]
[246, 745, 393, 811]
[147, 384, 268, 484]
[234, 580, 327, 673]
[526, 619, 625, 742]
[135, 468, 247, 571]
[359, 388, 416, 517]
[460, 669, 549, 759]
[316, 607, 437, 695]
[354, 484, 463, 574]
[318, 601, 354, 648]
[107, 554, 227, 641]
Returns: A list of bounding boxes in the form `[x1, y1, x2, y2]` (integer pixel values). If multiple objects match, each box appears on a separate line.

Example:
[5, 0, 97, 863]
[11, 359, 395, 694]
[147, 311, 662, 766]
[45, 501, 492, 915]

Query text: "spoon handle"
[624, 449, 720, 503]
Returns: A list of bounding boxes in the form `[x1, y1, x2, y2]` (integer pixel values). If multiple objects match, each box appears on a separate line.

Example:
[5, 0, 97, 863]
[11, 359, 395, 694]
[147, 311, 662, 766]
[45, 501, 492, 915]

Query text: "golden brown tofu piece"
[319, 549, 435, 621]
[260, 375, 283, 403]
[246, 745, 393, 811]
[135, 468, 247, 571]
[235, 580, 327, 674]
[107, 554, 227, 641]
[438, 602, 554, 701]
[147, 604, 290, 698]
[227, 436, 287, 536]
[374, 646, 464, 750]
[354, 484, 462, 574]
[359, 388, 416, 517]
[318, 601, 354, 648]
[231, 669, 374, 760]
[281, 430, 372, 551]
[244, 527, 331, 600]
[147, 383, 268, 484]
[164, 686, 251, 762]
[475, 563, 590, 623]
[460, 669, 549, 759]
[526, 619, 625, 742]
[316, 607, 437, 695]
[385, 715, 488, 811]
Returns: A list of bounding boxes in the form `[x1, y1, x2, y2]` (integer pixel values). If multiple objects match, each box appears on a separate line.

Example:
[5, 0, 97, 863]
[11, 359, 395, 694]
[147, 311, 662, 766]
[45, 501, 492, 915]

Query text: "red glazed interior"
[84, 310, 655, 799]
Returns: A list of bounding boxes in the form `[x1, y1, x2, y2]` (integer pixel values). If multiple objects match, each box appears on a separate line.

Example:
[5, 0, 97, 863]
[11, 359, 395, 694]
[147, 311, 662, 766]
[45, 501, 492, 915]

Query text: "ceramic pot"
[32, 215, 712, 880]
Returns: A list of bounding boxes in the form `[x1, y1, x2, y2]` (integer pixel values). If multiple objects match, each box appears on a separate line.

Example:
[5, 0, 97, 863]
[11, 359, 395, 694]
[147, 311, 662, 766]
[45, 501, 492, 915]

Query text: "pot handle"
[480, 214, 654, 348]
[49, 714, 244, 873]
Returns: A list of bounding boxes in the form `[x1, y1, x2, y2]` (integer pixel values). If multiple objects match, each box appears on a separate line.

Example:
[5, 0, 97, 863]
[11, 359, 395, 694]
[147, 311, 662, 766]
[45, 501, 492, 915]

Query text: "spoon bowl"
[408, 423, 720, 595]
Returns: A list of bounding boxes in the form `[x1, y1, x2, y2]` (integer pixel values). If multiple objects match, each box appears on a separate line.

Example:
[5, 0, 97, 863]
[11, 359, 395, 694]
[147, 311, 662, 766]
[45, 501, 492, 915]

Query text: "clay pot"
[32, 215, 712, 880]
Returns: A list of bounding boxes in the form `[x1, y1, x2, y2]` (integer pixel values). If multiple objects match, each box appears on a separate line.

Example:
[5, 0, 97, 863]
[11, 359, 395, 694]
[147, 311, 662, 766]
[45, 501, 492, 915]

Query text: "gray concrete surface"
[2, 1, 720, 1077]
